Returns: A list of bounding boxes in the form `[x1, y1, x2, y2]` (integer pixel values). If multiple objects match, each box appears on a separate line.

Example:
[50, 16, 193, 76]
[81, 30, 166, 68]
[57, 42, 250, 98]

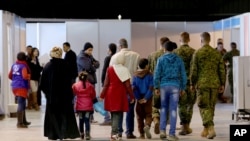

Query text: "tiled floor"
[0, 101, 249, 141]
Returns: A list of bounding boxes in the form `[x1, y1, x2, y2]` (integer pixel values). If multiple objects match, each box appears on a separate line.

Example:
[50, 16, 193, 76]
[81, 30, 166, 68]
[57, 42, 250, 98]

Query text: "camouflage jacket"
[174, 44, 195, 83]
[190, 45, 226, 89]
[148, 49, 164, 73]
[223, 49, 240, 68]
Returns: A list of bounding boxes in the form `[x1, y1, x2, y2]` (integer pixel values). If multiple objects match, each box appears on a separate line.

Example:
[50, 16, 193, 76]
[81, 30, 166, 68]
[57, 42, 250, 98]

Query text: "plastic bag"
[93, 101, 107, 116]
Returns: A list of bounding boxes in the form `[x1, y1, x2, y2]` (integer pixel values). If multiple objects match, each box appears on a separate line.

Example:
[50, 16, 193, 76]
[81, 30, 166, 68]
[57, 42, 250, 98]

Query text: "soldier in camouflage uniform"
[148, 37, 170, 134]
[223, 42, 240, 102]
[190, 32, 226, 139]
[174, 32, 196, 135]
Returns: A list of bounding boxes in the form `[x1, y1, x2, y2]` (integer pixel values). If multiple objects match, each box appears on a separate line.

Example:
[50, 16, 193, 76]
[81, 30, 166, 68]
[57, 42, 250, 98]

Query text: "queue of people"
[8, 32, 239, 141]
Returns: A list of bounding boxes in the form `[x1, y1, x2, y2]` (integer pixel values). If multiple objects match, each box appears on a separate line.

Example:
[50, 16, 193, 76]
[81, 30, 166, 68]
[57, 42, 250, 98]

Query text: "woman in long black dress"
[40, 47, 80, 140]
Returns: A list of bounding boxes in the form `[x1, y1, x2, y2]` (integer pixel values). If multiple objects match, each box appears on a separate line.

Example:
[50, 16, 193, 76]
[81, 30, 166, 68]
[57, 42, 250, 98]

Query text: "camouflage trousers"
[152, 94, 160, 118]
[196, 88, 218, 127]
[178, 87, 196, 125]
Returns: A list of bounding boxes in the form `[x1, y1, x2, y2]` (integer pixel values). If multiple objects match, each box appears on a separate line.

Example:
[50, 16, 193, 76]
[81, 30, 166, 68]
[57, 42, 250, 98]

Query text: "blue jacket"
[132, 69, 153, 100]
[11, 63, 29, 89]
[153, 52, 187, 90]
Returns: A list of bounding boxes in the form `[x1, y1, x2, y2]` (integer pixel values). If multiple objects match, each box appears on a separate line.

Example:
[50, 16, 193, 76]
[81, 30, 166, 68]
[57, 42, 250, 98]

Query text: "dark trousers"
[17, 96, 26, 112]
[111, 112, 123, 135]
[78, 111, 91, 133]
[125, 102, 135, 135]
[136, 98, 152, 134]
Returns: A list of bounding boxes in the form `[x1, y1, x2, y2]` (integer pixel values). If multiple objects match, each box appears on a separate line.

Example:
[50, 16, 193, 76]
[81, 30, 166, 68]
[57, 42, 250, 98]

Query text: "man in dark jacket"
[63, 42, 78, 84]
[100, 43, 117, 126]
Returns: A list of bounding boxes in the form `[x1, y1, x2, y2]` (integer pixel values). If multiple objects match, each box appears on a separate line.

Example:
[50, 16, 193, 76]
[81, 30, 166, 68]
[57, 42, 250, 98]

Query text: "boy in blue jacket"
[132, 58, 153, 139]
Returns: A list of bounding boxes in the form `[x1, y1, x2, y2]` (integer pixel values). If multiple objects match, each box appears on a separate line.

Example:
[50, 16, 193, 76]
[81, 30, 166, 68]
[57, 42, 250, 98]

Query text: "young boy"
[132, 58, 154, 139]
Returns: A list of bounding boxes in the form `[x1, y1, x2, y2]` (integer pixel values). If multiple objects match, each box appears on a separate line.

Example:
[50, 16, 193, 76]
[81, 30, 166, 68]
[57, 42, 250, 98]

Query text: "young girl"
[72, 71, 96, 140]
[8, 52, 31, 128]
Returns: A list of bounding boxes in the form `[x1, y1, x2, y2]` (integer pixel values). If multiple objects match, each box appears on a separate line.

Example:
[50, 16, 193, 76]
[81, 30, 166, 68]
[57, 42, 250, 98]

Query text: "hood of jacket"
[164, 53, 177, 63]
[134, 69, 150, 78]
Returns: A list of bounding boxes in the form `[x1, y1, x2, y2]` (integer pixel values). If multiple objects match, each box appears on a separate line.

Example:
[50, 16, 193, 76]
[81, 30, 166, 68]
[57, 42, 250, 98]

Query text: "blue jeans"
[17, 96, 26, 112]
[160, 85, 179, 136]
[78, 111, 91, 133]
[125, 102, 135, 135]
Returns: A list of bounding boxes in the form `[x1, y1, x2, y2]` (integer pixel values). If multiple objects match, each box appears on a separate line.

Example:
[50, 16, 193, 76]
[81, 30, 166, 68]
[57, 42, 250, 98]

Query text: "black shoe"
[118, 133, 122, 138]
[99, 121, 111, 126]
[23, 121, 31, 126]
[126, 134, 136, 139]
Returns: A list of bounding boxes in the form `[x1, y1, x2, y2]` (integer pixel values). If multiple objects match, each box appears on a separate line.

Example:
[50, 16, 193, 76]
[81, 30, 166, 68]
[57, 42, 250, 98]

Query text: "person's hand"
[218, 85, 225, 93]
[99, 97, 103, 101]
[154, 89, 160, 96]
[190, 85, 195, 92]
[139, 98, 147, 104]
[130, 99, 135, 104]
[180, 90, 185, 97]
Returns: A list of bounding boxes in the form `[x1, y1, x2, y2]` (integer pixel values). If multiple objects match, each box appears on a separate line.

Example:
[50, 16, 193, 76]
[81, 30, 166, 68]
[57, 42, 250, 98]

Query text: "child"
[8, 52, 31, 128]
[72, 71, 96, 140]
[132, 58, 153, 139]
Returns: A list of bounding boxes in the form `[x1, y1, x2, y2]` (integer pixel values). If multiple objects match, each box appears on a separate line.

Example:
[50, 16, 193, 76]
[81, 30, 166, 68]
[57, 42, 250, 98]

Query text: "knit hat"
[83, 42, 93, 51]
[50, 47, 62, 58]
[109, 43, 117, 55]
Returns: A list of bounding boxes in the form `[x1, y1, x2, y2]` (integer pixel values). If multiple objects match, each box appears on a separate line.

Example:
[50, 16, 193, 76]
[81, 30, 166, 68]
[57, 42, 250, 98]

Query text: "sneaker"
[126, 133, 136, 139]
[167, 135, 179, 141]
[110, 134, 121, 141]
[160, 131, 167, 139]
[118, 133, 122, 138]
[143, 126, 152, 139]
[85, 132, 91, 140]
[139, 134, 145, 139]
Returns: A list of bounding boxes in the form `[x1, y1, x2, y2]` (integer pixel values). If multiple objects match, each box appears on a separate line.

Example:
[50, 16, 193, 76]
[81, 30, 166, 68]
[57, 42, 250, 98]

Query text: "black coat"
[64, 49, 78, 80]
[40, 58, 80, 140]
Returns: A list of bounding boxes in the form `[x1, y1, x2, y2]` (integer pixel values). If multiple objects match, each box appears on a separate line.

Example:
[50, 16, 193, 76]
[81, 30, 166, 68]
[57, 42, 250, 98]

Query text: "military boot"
[207, 126, 216, 139]
[153, 117, 160, 134]
[201, 127, 208, 137]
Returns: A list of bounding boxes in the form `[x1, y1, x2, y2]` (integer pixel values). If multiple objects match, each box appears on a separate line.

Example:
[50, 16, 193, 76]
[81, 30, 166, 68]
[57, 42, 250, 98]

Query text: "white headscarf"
[111, 52, 131, 82]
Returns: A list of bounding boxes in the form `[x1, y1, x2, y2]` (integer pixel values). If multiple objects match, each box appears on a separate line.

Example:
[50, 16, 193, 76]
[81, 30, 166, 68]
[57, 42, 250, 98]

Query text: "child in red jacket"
[72, 71, 96, 140]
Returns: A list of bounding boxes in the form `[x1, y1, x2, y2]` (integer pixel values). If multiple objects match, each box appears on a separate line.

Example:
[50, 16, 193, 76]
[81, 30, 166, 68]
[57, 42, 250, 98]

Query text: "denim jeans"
[159, 85, 179, 136]
[125, 102, 135, 135]
[111, 112, 123, 135]
[78, 111, 91, 133]
[17, 96, 26, 112]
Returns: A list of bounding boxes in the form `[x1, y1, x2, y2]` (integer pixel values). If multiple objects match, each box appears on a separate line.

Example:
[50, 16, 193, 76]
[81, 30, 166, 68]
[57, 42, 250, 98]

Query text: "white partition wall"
[0, 10, 25, 115]
[233, 56, 250, 112]
[98, 20, 131, 94]
[131, 22, 156, 58]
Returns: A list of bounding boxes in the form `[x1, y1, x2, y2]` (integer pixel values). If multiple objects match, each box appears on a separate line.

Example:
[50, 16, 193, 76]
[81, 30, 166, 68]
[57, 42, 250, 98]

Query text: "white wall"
[0, 10, 25, 115]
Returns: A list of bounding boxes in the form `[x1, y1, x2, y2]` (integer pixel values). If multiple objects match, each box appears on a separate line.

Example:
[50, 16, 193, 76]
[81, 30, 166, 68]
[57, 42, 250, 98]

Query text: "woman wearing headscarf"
[40, 47, 80, 140]
[99, 53, 135, 141]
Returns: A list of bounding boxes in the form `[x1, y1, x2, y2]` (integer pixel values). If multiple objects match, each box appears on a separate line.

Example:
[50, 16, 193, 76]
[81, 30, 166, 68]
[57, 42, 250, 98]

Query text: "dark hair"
[139, 58, 149, 69]
[164, 41, 177, 52]
[17, 52, 27, 61]
[26, 45, 32, 48]
[63, 42, 70, 48]
[79, 71, 88, 88]
[231, 42, 237, 48]
[160, 37, 170, 46]
[31, 47, 40, 57]
[217, 42, 223, 45]
[83, 42, 93, 51]
[109, 43, 117, 55]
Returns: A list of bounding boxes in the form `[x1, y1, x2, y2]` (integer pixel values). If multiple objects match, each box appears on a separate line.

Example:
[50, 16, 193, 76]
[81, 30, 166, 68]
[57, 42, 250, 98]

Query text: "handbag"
[93, 101, 107, 116]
